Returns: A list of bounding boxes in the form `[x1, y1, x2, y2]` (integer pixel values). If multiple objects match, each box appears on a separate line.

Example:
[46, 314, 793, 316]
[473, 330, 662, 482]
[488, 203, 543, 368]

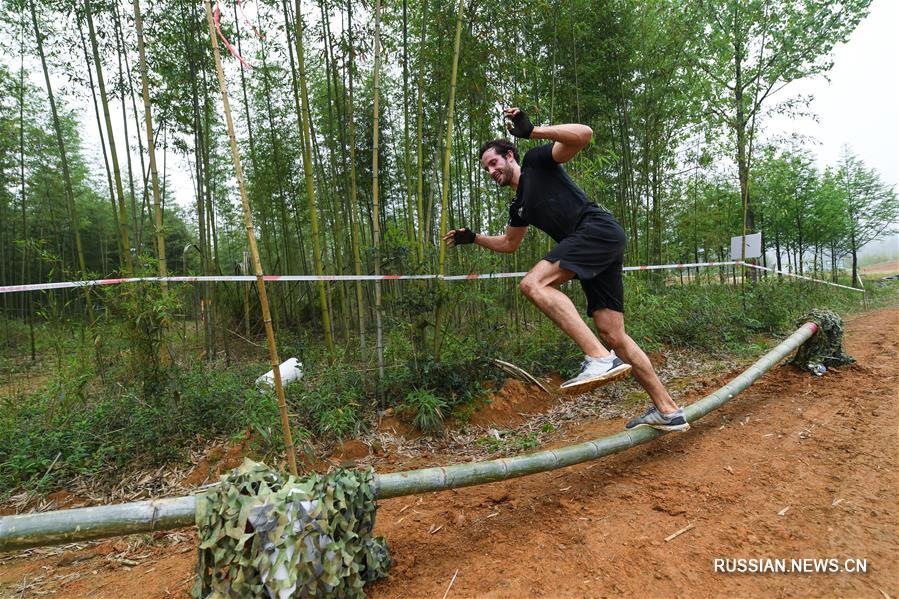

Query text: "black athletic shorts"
[544, 210, 627, 316]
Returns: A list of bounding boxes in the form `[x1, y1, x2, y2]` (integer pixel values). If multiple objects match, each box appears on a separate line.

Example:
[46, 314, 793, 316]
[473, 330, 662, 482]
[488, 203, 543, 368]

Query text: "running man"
[443, 108, 689, 432]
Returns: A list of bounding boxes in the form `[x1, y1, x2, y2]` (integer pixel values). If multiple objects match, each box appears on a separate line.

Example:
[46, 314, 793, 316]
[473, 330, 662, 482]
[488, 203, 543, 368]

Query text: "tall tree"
[833, 148, 898, 286]
[293, 0, 335, 355]
[370, 0, 386, 375]
[29, 0, 91, 318]
[433, 0, 466, 359]
[202, 0, 299, 475]
[345, 0, 367, 351]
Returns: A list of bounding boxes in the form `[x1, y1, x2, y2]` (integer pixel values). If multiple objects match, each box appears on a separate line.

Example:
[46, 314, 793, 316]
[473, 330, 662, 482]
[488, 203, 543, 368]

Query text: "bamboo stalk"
[0, 323, 817, 551]
[30, 0, 92, 317]
[345, 0, 366, 352]
[432, 0, 466, 359]
[84, 0, 132, 273]
[293, 0, 335, 357]
[0, 497, 197, 550]
[132, 0, 167, 289]
[414, 0, 428, 263]
[371, 0, 385, 377]
[201, 0, 297, 475]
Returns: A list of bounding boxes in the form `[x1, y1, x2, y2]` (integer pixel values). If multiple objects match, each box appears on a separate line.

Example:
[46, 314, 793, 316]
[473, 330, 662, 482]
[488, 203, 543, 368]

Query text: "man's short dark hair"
[479, 139, 519, 164]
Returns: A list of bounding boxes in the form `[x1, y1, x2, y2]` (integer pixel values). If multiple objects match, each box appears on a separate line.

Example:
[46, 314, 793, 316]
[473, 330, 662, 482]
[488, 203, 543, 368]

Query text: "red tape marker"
[214, 0, 253, 70]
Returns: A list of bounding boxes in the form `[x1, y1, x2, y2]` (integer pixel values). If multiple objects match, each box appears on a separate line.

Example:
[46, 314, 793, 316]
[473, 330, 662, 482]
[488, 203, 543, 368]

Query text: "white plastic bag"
[255, 357, 304, 388]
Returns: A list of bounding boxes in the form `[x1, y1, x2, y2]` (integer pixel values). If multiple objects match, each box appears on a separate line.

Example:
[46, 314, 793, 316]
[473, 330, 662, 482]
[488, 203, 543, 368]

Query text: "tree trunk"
[345, 0, 366, 351]
[111, 2, 141, 249]
[370, 0, 385, 376]
[77, 18, 119, 267]
[202, 0, 299, 476]
[317, 0, 349, 340]
[30, 0, 90, 316]
[18, 38, 35, 359]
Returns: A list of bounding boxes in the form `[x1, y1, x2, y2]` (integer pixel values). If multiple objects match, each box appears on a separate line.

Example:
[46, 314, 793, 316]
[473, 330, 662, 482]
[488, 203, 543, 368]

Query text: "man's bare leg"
[519, 260, 611, 358]
[592, 308, 679, 415]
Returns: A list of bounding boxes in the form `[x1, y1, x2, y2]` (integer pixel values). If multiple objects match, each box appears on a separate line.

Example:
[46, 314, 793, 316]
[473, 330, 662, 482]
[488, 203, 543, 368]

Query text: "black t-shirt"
[507, 143, 605, 242]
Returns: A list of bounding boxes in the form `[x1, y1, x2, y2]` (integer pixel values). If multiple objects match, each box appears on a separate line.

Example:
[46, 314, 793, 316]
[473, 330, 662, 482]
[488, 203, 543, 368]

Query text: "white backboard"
[730, 232, 762, 260]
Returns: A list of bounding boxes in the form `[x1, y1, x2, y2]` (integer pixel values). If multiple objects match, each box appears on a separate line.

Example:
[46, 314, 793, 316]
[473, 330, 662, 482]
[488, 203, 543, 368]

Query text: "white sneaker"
[559, 351, 632, 393]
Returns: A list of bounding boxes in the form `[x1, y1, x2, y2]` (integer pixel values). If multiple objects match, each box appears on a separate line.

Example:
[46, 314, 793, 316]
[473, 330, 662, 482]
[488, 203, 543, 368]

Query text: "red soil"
[179, 439, 250, 487]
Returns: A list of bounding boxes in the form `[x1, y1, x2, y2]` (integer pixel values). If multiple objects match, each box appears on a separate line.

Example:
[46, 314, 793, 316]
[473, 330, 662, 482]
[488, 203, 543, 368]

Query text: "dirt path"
[862, 260, 899, 275]
[1, 308, 897, 598]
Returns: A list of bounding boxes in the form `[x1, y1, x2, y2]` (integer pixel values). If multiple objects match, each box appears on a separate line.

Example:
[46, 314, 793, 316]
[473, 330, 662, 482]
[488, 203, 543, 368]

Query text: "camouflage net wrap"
[791, 309, 855, 374]
[193, 460, 391, 598]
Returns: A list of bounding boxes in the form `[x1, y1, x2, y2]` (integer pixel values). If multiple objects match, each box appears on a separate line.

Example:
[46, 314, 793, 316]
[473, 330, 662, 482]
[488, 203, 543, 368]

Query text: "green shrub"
[286, 356, 365, 441]
[402, 389, 447, 435]
[1, 269, 893, 498]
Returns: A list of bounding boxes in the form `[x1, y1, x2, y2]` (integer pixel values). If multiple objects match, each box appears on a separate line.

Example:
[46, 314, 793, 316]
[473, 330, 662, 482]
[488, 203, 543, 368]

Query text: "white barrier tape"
[623, 260, 737, 272]
[0, 260, 742, 295]
[740, 262, 864, 293]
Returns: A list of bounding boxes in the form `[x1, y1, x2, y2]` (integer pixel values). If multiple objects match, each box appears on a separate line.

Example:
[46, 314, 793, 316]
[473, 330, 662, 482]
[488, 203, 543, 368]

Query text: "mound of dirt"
[377, 377, 558, 438]
[329, 439, 371, 467]
[377, 410, 422, 439]
[180, 439, 249, 487]
[468, 378, 554, 428]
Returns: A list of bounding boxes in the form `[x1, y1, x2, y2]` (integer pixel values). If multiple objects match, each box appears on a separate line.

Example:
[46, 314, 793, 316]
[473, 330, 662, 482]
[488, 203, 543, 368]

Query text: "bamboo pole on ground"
[201, 0, 297, 476]
[0, 323, 818, 551]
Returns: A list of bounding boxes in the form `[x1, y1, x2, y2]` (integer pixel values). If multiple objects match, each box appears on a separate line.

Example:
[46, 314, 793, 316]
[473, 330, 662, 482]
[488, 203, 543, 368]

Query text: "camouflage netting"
[791, 309, 855, 374]
[193, 459, 391, 598]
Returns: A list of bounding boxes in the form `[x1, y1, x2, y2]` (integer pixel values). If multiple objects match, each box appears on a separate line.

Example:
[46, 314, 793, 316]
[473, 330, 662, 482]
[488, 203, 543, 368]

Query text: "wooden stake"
[202, 0, 297, 475]
[664, 522, 694, 542]
[442, 569, 459, 599]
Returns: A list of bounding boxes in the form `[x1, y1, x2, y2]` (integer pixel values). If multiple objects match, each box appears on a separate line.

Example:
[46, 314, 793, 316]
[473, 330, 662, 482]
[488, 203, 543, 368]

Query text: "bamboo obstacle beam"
[0, 322, 818, 552]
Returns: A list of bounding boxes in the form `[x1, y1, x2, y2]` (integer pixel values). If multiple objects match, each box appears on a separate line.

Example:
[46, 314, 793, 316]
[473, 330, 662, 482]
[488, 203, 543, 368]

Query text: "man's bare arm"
[443, 225, 527, 253]
[531, 123, 593, 163]
[503, 107, 592, 163]
[475, 225, 527, 253]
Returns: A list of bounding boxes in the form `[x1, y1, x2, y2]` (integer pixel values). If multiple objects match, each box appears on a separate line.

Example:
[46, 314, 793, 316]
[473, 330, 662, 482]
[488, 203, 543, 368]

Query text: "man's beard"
[494, 166, 512, 187]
